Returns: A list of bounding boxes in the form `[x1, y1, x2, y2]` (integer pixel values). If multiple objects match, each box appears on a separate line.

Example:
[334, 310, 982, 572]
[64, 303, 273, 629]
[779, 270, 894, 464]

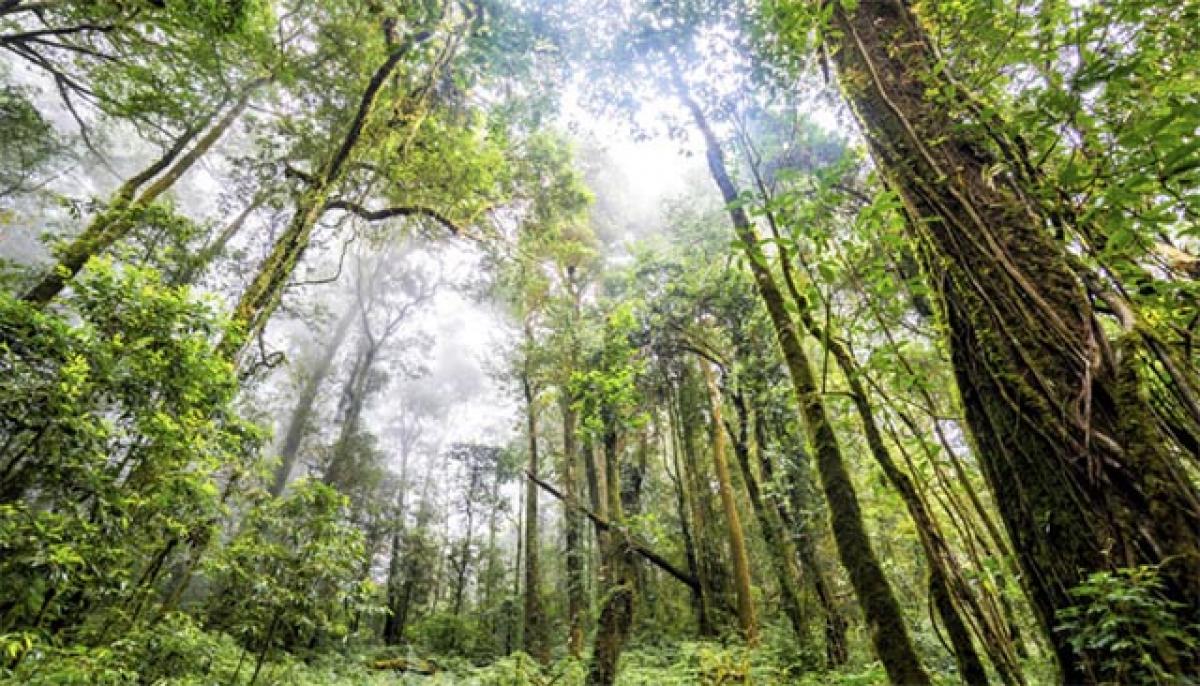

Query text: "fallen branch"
[525, 470, 699, 591]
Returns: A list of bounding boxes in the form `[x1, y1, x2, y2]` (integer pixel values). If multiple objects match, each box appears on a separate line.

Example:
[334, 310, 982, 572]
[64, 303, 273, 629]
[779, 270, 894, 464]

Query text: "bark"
[673, 66, 930, 686]
[521, 358, 548, 663]
[527, 471, 698, 591]
[826, 2, 1200, 679]
[382, 529, 404, 644]
[322, 337, 377, 492]
[587, 427, 636, 686]
[762, 420, 848, 667]
[562, 394, 587, 658]
[726, 391, 807, 644]
[665, 384, 711, 634]
[674, 367, 724, 634]
[23, 80, 261, 305]
[701, 361, 758, 644]
[762, 215, 1002, 683]
[216, 31, 431, 361]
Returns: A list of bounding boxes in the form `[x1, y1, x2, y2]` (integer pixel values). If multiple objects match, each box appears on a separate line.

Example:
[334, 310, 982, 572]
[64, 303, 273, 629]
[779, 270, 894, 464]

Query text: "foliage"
[204, 480, 379, 657]
[1056, 565, 1200, 684]
[0, 258, 262, 639]
[0, 85, 62, 200]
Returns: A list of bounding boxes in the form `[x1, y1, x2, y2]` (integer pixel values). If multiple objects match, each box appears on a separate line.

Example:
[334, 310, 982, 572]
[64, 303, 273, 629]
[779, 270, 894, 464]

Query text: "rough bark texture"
[675, 67, 929, 685]
[827, 2, 1200, 679]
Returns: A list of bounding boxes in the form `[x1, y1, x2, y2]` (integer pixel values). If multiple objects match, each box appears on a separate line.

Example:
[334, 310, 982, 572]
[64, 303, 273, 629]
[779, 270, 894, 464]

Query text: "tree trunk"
[701, 361, 758, 645]
[666, 389, 710, 636]
[759, 415, 849, 667]
[323, 338, 377, 492]
[673, 66, 930, 686]
[587, 426, 636, 686]
[761, 218, 1000, 683]
[23, 81, 261, 305]
[382, 529, 404, 644]
[521, 354, 548, 663]
[177, 196, 263, 285]
[561, 394, 587, 658]
[675, 367, 725, 634]
[726, 391, 807, 644]
[271, 307, 356, 497]
[826, 2, 1200, 678]
[217, 33, 431, 361]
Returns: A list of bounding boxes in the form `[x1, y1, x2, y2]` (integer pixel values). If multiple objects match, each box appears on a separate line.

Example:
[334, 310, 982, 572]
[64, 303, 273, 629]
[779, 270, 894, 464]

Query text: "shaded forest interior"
[1, 0, 1199, 684]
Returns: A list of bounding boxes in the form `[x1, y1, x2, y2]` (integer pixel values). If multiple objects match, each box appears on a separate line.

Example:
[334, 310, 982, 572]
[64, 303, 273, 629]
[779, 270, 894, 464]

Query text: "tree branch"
[525, 470, 699, 591]
[325, 199, 462, 235]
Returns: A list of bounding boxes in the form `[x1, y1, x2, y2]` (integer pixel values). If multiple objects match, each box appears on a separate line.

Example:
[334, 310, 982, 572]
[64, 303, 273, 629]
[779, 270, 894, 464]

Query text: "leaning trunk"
[674, 68, 930, 686]
[826, 2, 1200, 679]
[24, 81, 260, 305]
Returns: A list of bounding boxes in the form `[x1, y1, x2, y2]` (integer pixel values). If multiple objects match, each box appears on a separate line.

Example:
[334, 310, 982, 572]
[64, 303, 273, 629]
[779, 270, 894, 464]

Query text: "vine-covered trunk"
[675, 367, 725, 634]
[217, 33, 432, 361]
[666, 385, 712, 636]
[758, 416, 848, 667]
[561, 396, 587, 658]
[827, 2, 1200, 679]
[675, 68, 930, 685]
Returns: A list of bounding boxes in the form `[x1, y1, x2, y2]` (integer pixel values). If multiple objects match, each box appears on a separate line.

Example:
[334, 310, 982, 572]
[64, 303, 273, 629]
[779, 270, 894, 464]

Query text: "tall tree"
[770, 1, 1200, 678]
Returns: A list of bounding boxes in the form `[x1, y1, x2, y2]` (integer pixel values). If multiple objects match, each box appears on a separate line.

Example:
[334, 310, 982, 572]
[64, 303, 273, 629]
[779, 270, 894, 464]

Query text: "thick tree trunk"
[700, 361, 758, 644]
[827, 2, 1200, 679]
[674, 68, 930, 686]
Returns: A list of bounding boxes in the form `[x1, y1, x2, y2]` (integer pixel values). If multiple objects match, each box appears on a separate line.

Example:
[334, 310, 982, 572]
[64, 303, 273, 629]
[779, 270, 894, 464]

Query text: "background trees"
[2, 0, 1198, 684]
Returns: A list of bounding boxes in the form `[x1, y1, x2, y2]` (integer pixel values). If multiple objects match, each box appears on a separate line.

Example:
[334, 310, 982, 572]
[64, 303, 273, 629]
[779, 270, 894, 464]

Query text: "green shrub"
[1056, 565, 1200, 684]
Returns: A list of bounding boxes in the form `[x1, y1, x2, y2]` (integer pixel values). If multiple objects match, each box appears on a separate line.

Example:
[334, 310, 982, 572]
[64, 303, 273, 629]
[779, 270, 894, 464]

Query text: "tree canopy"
[2, 1, 1199, 684]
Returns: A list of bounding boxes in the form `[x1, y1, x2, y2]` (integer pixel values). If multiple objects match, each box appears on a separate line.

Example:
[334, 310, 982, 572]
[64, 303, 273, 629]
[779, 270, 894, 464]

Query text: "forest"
[1, 0, 1198, 684]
